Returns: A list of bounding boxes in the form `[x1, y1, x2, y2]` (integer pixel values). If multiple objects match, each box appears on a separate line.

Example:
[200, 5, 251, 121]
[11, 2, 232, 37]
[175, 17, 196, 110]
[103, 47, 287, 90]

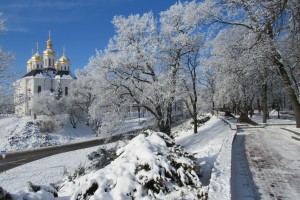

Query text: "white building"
[14, 34, 76, 116]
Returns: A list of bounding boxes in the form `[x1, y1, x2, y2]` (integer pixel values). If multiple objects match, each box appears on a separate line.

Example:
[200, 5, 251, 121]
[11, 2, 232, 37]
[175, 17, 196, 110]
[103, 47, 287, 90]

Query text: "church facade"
[14, 34, 76, 116]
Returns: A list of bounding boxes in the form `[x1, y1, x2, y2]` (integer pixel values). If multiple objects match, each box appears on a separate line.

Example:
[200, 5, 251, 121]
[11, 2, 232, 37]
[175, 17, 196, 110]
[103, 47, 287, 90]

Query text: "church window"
[49, 59, 51, 67]
[65, 66, 66, 70]
[37, 64, 39, 69]
[65, 87, 68, 96]
[38, 86, 41, 93]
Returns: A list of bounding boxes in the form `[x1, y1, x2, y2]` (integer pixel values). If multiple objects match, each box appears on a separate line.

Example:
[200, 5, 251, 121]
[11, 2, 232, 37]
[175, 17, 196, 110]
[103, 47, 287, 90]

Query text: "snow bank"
[208, 123, 236, 200]
[175, 116, 236, 199]
[0, 115, 94, 152]
[61, 131, 207, 200]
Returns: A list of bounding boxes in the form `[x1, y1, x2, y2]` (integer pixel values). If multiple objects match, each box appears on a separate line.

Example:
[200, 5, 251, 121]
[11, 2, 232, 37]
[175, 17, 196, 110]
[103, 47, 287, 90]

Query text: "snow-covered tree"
[208, 26, 274, 123]
[200, 0, 300, 126]
[85, 2, 210, 135]
[0, 13, 16, 114]
[159, 1, 204, 133]
[0, 85, 14, 114]
[86, 12, 178, 134]
[0, 13, 15, 85]
[31, 91, 61, 116]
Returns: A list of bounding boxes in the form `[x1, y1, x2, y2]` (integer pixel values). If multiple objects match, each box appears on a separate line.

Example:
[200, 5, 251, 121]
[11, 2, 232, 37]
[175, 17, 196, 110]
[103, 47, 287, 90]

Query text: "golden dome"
[27, 58, 32, 65]
[59, 55, 70, 63]
[43, 48, 55, 55]
[31, 53, 43, 62]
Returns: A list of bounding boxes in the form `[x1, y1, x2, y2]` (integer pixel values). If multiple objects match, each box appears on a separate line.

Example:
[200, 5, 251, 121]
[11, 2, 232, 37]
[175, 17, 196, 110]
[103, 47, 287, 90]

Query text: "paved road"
[232, 126, 300, 200]
[0, 134, 136, 173]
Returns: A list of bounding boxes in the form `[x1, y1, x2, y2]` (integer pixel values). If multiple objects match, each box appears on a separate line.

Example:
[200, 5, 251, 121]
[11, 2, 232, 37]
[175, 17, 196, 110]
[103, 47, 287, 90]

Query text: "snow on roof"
[21, 69, 76, 79]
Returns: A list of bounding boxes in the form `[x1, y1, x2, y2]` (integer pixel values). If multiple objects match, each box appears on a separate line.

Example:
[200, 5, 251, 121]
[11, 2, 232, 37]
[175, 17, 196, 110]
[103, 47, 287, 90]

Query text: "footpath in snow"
[176, 115, 236, 200]
[242, 126, 300, 199]
[228, 111, 300, 200]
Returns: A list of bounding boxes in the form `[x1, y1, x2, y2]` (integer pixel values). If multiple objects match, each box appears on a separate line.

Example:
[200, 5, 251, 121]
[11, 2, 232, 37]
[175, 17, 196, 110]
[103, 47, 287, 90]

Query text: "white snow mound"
[64, 131, 207, 200]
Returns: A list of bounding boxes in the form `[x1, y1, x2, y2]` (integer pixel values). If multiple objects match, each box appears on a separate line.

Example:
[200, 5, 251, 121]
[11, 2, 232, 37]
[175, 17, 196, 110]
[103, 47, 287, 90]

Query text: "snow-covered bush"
[64, 131, 207, 199]
[0, 186, 12, 200]
[87, 147, 117, 170]
[35, 115, 65, 133]
[7, 121, 60, 150]
[5, 182, 58, 200]
[27, 181, 58, 198]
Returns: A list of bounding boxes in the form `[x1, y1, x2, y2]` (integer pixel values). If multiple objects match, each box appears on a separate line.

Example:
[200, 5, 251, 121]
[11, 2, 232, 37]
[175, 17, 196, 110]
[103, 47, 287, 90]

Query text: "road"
[232, 126, 300, 200]
[0, 133, 136, 173]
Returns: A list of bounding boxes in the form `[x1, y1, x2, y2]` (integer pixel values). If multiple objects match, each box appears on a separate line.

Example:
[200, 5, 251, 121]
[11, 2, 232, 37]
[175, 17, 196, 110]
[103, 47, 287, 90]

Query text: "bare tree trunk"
[274, 53, 300, 127]
[239, 98, 250, 123]
[157, 118, 171, 135]
[257, 98, 261, 114]
[156, 105, 171, 135]
[249, 95, 255, 118]
[261, 82, 268, 123]
[193, 101, 198, 134]
[211, 100, 215, 115]
[138, 106, 141, 119]
[69, 110, 77, 129]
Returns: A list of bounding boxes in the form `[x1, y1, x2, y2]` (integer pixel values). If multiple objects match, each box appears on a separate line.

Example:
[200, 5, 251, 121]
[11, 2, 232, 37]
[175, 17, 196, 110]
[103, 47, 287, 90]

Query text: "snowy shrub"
[27, 181, 58, 197]
[7, 121, 60, 150]
[0, 186, 12, 200]
[35, 115, 65, 133]
[87, 147, 117, 170]
[72, 163, 86, 180]
[66, 130, 207, 199]
[6, 182, 58, 200]
[35, 120, 56, 133]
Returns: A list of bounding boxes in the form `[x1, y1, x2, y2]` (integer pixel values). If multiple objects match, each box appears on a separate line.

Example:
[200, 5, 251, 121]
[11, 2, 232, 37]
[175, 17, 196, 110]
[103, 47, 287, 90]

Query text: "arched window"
[64, 66, 66, 70]
[38, 86, 41, 93]
[65, 87, 68, 96]
[49, 58, 51, 67]
[37, 64, 39, 69]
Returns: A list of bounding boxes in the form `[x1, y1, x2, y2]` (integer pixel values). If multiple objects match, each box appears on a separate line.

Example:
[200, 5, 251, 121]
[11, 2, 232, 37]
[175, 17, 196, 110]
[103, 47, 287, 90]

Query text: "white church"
[14, 33, 76, 116]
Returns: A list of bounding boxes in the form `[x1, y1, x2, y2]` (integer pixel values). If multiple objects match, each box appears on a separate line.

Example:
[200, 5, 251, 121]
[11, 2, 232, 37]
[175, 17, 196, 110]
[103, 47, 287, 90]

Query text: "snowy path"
[236, 127, 300, 200]
[176, 116, 236, 199]
[231, 131, 259, 200]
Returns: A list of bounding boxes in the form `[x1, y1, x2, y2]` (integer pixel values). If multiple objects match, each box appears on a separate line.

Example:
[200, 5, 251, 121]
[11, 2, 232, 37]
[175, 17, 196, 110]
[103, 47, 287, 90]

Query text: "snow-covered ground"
[0, 145, 100, 193]
[2, 112, 298, 199]
[0, 115, 154, 152]
[1, 115, 232, 199]
[176, 115, 236, 200]
[0, 115, 95, 152]
[1, 131, 208, 199]
[251, 110, 296, 125]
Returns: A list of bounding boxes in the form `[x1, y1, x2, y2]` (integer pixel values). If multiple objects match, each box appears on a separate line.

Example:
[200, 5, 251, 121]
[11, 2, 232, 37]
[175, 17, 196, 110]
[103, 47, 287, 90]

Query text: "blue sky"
[0, 0, 178, 78]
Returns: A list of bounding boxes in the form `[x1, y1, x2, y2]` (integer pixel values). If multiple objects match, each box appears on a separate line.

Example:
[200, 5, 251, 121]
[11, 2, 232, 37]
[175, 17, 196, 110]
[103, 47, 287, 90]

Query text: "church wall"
[57, 78, 73, 96]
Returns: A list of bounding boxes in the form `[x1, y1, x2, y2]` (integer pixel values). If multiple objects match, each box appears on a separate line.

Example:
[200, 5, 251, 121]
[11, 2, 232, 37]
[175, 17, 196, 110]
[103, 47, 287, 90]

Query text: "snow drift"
[61, 131, 208, 199]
